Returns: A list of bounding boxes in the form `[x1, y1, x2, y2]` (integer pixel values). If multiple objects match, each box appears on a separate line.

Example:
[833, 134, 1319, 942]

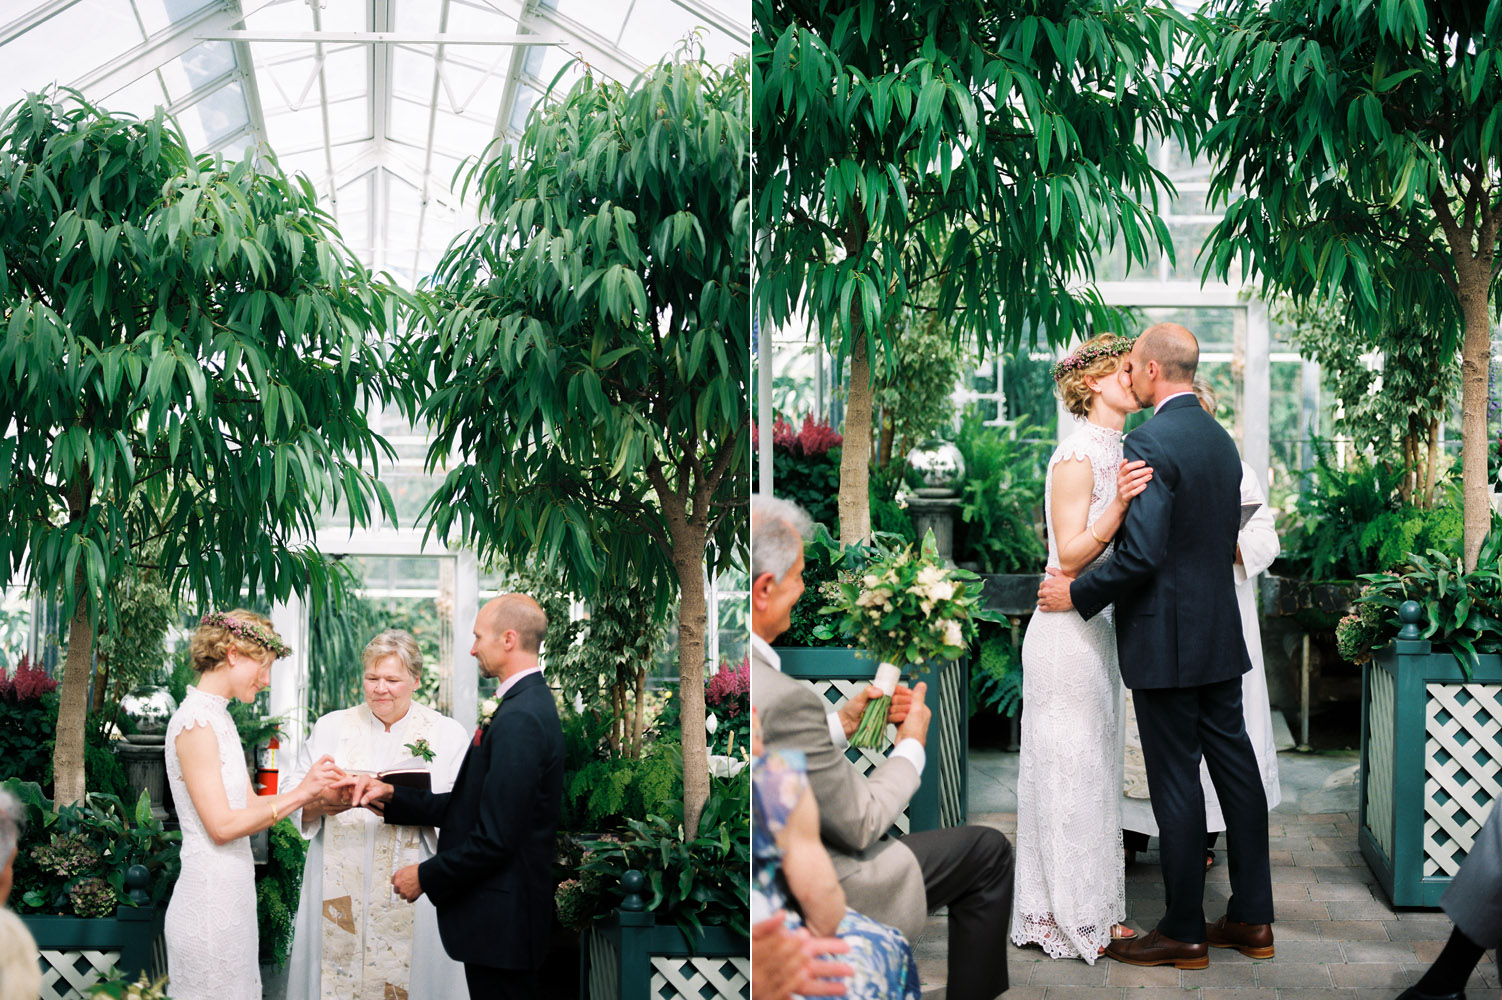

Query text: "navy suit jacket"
[1069, 394, 1251, 689]
[383, 670, 564, 970]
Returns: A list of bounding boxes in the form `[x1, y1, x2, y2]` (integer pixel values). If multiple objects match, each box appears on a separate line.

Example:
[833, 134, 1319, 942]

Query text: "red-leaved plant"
[0, 654, 57, 701]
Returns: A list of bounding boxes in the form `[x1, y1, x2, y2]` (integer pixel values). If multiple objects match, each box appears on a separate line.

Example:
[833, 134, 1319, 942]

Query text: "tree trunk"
[631, 664, 646, 760]
[671, 529, 710, 839]
[90, 653, 109, 713]
[839, 331, 874, 545]
[1423, 415, 1441, 510]
[1458, 278, 1492, 570]
[53, 477, 94, 806]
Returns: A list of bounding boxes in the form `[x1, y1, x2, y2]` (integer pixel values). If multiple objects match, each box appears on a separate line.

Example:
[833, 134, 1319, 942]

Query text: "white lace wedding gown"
[164, 686, 261, 1000]
[1010, 420, 1127, 963]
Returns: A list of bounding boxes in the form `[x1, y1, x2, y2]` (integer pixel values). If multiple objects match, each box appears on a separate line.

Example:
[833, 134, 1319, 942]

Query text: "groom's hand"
[1037, 567, 1075, 612]
[392, 864, 422, 902]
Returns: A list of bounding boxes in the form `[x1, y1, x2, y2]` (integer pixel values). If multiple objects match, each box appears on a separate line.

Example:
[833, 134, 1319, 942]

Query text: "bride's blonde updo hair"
[1053, 332, 1134, 419]
[190, 609, 288, 673]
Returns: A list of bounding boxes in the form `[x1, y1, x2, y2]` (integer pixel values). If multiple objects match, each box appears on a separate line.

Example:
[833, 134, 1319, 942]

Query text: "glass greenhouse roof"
[0, 0, 749, 287]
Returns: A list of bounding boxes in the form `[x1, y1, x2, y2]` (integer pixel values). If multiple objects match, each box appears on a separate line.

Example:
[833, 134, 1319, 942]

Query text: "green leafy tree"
[409, 52, 749, 837]
[1273, 294, 1455, 507]
[754, 0, 1194, 542]
[1190, 0, 1500, 567]
[0, 93, 412, 803]
[872, 305, 965, 469]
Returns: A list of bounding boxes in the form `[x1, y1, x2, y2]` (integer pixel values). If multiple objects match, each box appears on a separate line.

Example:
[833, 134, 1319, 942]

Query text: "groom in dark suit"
[343, 594, 564, 1000]
[1038, 323, 1275, 968]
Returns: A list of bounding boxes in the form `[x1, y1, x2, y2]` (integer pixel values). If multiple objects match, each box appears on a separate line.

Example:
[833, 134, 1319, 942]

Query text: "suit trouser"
[904, 824, 1014, 1000]
[464, 963, 540, 1000]
[1134, 676, 1274, 942]
[1442, 798, 1502, 949]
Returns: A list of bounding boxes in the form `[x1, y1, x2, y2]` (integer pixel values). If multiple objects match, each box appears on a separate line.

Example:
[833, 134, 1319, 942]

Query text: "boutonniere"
[472, 696, 501, 746]
[404, 738, 435, 762]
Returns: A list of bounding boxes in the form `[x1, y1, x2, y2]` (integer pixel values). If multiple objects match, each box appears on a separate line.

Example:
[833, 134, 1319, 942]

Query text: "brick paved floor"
[912, 750, 1500, 999]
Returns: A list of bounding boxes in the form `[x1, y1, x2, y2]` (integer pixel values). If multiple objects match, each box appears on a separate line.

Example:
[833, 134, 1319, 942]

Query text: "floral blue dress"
[753, 749, 921, 999]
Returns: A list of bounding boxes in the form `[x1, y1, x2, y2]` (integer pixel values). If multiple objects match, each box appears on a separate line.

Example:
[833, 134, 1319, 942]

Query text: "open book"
[376, 768, 431, 791]
[1239, 502, 1261, 531]
[349, 762, 432, 792]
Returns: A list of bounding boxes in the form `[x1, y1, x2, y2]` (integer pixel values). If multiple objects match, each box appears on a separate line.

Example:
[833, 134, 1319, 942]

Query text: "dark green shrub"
[575, 770, 750, 944]
[5, 778, 180, 916]
[951, 413, 1048, 574]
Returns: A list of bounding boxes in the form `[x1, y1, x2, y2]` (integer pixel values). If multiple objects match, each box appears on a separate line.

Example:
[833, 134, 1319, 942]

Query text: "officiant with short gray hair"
[285, 628, 470, 1000]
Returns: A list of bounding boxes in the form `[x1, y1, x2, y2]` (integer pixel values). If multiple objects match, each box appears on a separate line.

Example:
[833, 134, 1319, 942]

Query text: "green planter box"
[773, 646, 969, 833]
[1359, 638, 1502, 907]
[582, 913, 747, 1000]
[22, 905, 164, 1000]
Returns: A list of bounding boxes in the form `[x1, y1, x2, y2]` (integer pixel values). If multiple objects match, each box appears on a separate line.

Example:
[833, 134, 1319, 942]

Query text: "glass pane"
[100, 71, 169, 121]
[1138, 306, 1237, 354]
[263, 103, 329, 154]
[391, 46, 436, 100]
[135, 0, 219, 34]
[618, 1, 704, 64]
[446, 2, 518, 33]
[159, 40, 237, 101]
[389, 95, 433, 146]
[327, 94, 372, 144]
[0, 1, 145, 95]
[431, 110, 496, 159]
[543, 0, 628, 42]
[179, 78, 249, 149]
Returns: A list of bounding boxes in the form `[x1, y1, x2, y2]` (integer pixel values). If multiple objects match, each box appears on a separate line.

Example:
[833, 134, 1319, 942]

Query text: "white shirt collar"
[497, 665, 544, 700]
[749, 632, 781, 672]
[1155, 390, 1195, 414]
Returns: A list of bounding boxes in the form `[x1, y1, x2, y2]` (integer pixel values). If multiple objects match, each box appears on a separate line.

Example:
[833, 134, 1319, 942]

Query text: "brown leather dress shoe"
[1103, 928, 1209, 969]
[1206, 915, 1275, 959]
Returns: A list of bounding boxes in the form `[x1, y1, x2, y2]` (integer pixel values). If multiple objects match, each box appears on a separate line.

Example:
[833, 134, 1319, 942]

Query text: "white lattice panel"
[39, 949, 117, 1000]
[651, 955, 750, 1000]
[1365, 666, 1395, 859]
[1424, 683, 1502, 876]
[938, 659, 964, 827]
[806, 678, 910, 833]
[587, 926, 620, 1000]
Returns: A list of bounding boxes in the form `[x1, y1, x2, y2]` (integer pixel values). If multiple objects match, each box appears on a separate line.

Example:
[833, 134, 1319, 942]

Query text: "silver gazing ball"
[120, 687, 178, 737]
[906, 440, 966, 496]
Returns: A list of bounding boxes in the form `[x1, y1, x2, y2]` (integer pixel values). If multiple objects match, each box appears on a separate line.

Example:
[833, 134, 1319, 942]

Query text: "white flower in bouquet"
[942, 619, 964, 648]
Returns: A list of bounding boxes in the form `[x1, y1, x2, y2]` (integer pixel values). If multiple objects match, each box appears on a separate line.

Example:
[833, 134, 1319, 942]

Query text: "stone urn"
[905, 440, 966, 561]
[117, 687, 177, 819]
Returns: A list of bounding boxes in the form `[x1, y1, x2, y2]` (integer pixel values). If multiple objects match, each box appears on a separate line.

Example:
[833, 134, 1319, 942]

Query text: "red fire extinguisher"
[255, 735, 280, 796]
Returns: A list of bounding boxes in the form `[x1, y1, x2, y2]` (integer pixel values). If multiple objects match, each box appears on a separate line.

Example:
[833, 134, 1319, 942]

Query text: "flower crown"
[199, 612, 292, 658]
[1052, 337, 1135, 382]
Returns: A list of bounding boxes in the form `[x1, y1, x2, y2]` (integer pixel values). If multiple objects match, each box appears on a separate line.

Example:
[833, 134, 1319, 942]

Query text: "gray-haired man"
[751, 494, 1015, 1000]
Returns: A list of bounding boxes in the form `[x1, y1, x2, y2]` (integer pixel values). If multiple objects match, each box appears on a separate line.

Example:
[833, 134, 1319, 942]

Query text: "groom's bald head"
[1136, 323, 1199, 384]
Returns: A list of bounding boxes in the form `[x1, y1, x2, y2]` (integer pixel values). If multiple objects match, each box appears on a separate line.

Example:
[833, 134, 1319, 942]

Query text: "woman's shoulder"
[169, 687, 229, 736]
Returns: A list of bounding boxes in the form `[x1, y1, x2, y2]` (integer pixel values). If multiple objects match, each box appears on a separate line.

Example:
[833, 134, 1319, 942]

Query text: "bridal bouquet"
[815, 532, 989, 748]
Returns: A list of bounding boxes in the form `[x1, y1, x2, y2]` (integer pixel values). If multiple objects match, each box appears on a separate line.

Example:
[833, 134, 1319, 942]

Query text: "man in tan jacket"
[751, 495, 1015, 1000]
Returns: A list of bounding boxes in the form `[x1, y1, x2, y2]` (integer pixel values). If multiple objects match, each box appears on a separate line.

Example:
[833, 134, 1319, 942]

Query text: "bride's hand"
[297, 755, 345, 799]
[1116, 459, 1153, 505]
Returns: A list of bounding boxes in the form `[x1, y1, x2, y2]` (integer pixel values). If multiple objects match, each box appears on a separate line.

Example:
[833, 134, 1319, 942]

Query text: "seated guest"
[0, 785, 42, 1000]
[753, 710, 918, 998]
[751, 911, 852, 1000]
[750, 495, 1015, 1000]
[1396, 801, 1502, 1000]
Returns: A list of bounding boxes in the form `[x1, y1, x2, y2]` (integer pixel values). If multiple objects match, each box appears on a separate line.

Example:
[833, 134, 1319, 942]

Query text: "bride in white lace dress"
[1012, 333, 1152, 963]
[165, 610, 343, 1000]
